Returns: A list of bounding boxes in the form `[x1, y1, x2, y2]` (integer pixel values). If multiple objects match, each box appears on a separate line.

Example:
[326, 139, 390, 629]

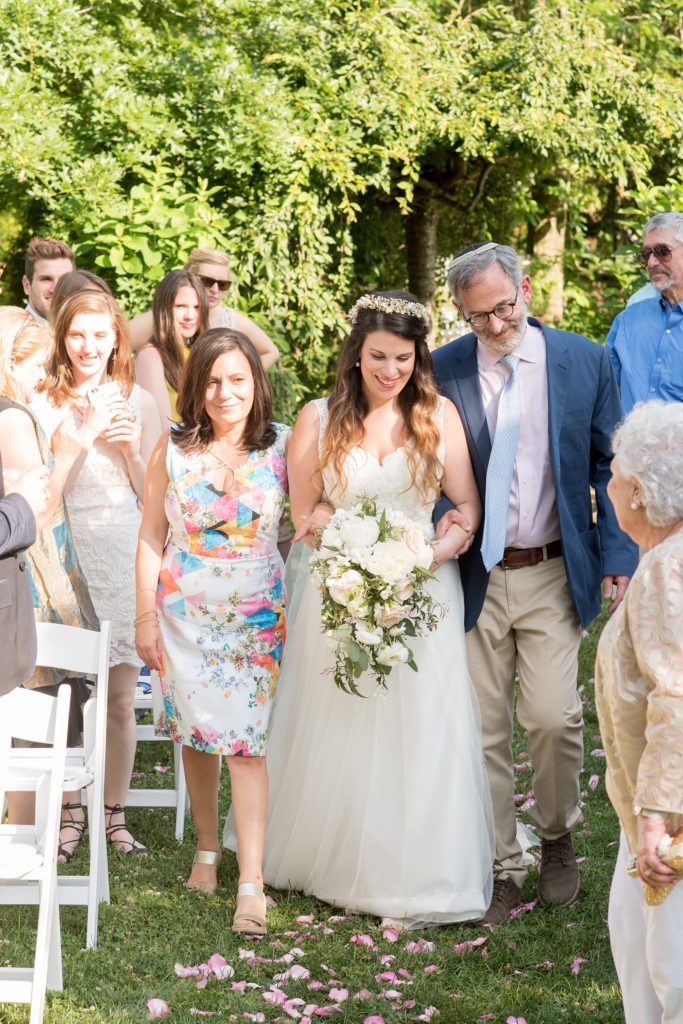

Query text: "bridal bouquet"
[309, 497, 443, 696]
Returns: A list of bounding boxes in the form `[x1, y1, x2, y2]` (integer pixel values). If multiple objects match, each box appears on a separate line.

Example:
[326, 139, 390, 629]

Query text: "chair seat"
[0, 843, 44, 879]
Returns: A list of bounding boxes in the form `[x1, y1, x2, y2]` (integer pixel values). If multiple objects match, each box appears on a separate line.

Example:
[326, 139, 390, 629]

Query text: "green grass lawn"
[1, 609, 625, 1024]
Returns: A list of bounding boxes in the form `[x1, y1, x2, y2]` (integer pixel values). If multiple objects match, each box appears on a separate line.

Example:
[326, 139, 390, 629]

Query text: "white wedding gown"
[227, 397, 494, 926]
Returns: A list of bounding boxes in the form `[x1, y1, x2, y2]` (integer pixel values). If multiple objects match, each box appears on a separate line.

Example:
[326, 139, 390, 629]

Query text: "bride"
[234, 291, 494, 927]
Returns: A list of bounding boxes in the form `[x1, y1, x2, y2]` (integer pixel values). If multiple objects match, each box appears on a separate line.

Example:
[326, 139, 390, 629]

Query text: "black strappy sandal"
[104, 802, 147, 855]
[58, 801, 87, 863]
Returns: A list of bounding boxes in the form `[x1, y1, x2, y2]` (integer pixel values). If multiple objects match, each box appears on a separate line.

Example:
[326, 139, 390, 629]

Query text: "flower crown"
[348, 294, 430, 325]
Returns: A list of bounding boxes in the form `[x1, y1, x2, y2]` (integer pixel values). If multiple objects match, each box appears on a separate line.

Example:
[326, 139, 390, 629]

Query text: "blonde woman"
[0, 306, 100, 854]
[256, 291, 494, 928]
[130, 247, 279, 371]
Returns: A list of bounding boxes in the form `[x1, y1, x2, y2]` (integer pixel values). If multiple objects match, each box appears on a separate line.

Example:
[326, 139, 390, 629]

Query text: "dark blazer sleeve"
[590, 346, 638, 578]
[0, 494, 36, 558]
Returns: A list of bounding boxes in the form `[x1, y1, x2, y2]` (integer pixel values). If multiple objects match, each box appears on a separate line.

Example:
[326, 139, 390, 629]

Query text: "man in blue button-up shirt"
[606, 212, 683, 414]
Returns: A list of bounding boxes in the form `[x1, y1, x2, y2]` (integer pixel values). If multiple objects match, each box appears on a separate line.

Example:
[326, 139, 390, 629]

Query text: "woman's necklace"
[206, 444, 247, 493]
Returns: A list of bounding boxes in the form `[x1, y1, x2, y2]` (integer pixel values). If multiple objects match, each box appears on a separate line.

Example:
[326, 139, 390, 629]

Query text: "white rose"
[339, 515, 380, 551]
[327, 568, 364, 607]
[320, 523, 343, 549]
[395, 582, 414, 602]
[377, 642, 409, 667]
[354, 625, 383, 646]
[347, 592, 369, 619]
[366, 539, 419, 584]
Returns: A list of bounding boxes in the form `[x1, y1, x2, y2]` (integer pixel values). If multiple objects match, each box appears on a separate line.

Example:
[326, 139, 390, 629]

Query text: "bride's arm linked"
[287, 402, 332, 549]
[431, 401, 481, 566]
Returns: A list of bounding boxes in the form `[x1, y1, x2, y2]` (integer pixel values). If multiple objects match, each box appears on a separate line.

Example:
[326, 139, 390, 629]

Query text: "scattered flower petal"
[296, 913, 315, 924]
[354, 989, 374, 1000]
[509, 899, 538, 920]
[588, 774, 600, 790]
[382, 926, 401, 943]
[190, 1011, 217, 1017]
[453, 936, 487, 954]
[153, 764, 169, 773]
[351, 934, 376, 948]
[147, 998, 170, 1019]
[266, 894, 278, 907]
[404, 938, 435, 953]
[363, 1017, 386, 1024]
[590, 748, 606, 758]
[424, 965, 438, 974]
[417, 1008, 439, 1021]
[328, 987, 349, 1002]
[571, 957, 588, 975]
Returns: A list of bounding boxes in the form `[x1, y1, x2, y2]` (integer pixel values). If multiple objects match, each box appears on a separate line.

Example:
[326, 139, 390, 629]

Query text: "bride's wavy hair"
[321, 291, 442, 501]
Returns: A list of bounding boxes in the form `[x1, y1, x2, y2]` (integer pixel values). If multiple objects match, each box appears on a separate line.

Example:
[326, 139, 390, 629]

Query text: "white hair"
[612, 401, 683, 527]
[644, 212, 683, 244]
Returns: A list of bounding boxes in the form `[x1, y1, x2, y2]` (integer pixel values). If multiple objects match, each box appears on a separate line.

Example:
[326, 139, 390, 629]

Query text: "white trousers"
[609, 832, 683, 1023]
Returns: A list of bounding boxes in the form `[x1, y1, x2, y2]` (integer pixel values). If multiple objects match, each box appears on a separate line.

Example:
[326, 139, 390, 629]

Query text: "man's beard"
[648, 266, 672, 293]
[475, 304, 528, 354]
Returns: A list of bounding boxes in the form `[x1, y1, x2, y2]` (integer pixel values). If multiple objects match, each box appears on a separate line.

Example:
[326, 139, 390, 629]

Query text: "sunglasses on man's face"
[634, 243, 683, 266]
[199, 274, 231, 292]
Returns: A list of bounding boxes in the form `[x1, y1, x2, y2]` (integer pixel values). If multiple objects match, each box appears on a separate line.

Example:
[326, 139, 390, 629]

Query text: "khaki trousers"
[466, 556, 583, 886]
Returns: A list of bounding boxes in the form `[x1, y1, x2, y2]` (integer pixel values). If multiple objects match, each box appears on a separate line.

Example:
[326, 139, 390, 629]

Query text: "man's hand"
[603, 574, 630, 614]
[6, 466, 49, 521]
[636, 814, 678, 888]
[435, 507, 474, 558]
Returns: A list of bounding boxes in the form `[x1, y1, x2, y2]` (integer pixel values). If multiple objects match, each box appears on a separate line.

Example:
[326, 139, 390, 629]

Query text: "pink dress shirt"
[477, 323, 561, 549]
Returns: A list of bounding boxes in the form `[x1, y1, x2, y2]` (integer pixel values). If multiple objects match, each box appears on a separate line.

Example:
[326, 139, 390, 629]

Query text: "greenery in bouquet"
[309, 497, 443, 696]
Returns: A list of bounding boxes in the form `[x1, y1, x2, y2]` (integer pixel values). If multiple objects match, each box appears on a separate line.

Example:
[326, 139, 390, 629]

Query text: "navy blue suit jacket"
[432, 318, 638, 631]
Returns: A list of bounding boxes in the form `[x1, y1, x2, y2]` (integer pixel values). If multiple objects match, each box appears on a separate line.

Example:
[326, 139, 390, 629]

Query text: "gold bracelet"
[134, 610, 159, 626]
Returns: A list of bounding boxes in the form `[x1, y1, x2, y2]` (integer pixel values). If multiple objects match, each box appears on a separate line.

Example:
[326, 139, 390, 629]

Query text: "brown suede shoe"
[477, 876, 522, 925]
[538, 832, 580, 906]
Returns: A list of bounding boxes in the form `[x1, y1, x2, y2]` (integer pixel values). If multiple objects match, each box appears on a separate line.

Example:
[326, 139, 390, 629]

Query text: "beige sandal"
[185, 849, 221, 894]
[231, 881, 267, 935]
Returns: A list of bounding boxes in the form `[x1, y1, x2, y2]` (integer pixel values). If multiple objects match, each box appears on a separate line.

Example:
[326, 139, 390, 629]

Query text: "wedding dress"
[230, 397, 494, 926]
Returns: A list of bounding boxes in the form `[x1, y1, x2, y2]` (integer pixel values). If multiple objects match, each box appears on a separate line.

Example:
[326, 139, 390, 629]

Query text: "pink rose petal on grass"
[147, 998, 170, 1019]
[354, 989, 374, 1000]
[453, 936, 487, 954]
[479, 1015, 497, 1021]
[571, 957, 588, 975]
[382, 926, 401, 943]
[506, 1018, 529, 1024]
[154, 764, 169, 773]
[243, 1015, 266, 1023]
[417, 1008, 439, 1021]
[351, 934, 376, 948]
[296, 913, 315, 924]
[424, 965, 438, 974]
[328, 987, 349, 1002]
[379, 954, 395, 966]
[588, 774, 600, 790]
[207, 953, 234, 980]
[363, 1017, 386, 1024]
[266, 894, 278, 907]
[190, 1011, 217, 1017]
[404, 937, 435, 953]
[308, 981, 325, 990]
[509, 899, 538, 919]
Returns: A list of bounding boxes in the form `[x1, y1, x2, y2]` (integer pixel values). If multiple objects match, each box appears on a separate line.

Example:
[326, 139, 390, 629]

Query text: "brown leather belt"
[498, 540, 563, 570]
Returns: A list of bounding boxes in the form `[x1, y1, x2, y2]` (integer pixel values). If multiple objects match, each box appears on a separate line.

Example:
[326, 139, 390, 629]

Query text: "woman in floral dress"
[136, 328, 288, 936]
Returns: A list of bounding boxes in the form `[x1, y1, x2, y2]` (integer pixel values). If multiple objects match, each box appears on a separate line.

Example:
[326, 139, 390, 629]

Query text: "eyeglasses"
[463, 288, 519, 328]
[634, 243, 683, 266]
[198, 274, 231, 292]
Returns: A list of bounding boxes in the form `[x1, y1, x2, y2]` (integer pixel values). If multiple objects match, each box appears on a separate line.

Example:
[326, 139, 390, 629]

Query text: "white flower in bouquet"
[377, 642, 410, 667]
[327, 568, 364, 607]
[354, 624, 383, 646]
[365, 539, 423, 584]
[339, 515, 380, 550]
[309, 496, 445, 696]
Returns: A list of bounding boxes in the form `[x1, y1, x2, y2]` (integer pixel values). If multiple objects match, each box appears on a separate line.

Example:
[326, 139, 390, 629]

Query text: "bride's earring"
[355, 361, 360, 367]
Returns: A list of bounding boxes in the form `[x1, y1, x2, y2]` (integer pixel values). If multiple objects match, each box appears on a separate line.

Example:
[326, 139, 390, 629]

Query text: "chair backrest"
[0, 686, 72, 849]
[35, 621, 111, 770]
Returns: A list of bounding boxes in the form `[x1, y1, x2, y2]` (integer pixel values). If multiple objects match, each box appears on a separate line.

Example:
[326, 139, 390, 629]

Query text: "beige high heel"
[185, 849, 221, 893]
[231, 882, 267, 934]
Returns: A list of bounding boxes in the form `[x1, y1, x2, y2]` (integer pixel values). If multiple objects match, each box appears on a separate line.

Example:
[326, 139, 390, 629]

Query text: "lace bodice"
[32, 386, 141, 525]
[315, 397, 445, 537]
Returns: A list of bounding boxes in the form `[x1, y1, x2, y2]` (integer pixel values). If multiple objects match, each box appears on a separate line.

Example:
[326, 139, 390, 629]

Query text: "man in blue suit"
[433, 242, 638, 924]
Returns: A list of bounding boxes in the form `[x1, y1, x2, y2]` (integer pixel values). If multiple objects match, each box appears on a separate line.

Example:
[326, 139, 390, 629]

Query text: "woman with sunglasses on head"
[130, 249, 279, 376]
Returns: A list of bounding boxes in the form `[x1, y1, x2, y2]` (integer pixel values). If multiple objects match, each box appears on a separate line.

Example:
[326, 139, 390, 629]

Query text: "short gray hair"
[643, 212, 683, 244]
[447, 244, 523, 300]
[612, 401, 683, 528]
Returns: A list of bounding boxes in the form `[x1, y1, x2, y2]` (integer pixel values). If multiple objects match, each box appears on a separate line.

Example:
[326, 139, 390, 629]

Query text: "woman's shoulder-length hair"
[172, 328, 276, 453]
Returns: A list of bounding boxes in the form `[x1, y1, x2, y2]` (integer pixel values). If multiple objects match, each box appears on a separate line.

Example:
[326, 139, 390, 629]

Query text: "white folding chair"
[0, 684, 71, 1024]
[5, 621, 112, 948]
[127, 671, 190, 844]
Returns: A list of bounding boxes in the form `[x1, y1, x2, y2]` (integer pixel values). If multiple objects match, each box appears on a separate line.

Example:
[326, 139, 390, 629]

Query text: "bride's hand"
[293, 502, 334, 548]
[435, 508, 475, 558]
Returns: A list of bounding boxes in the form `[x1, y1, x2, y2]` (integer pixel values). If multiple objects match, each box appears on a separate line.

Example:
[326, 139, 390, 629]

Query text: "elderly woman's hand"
[292, 502, 334, 548]
[636, 814, 680, 888]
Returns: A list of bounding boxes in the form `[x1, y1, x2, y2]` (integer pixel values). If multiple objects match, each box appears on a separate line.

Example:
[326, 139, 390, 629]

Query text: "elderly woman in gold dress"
[595, 400, 683, 1024]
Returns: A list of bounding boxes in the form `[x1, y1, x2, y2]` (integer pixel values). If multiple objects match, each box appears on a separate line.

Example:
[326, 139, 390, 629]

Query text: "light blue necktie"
[480, 354, 521, 572]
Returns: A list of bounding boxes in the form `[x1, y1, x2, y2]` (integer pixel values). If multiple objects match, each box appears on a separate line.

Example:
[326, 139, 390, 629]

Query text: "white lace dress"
[254, 397, 494, 926]
[32, 387, 142, 667]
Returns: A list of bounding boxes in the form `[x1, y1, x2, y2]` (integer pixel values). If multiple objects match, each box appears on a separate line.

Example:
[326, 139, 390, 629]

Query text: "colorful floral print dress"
[154, 424, 289, 756]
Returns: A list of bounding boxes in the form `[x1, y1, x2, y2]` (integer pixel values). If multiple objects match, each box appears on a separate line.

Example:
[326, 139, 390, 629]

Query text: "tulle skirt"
[226, 545, 494, 927]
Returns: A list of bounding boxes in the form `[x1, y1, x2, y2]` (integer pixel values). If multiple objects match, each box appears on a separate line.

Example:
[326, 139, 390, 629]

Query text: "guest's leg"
[609, 832, 662, 1024]
[645, 876, 683, 1023]
[183, 746, 221, 886]
[227, 755, 268, 920]
[104, 662, 142, 849]
[465, 567, 521, 885]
